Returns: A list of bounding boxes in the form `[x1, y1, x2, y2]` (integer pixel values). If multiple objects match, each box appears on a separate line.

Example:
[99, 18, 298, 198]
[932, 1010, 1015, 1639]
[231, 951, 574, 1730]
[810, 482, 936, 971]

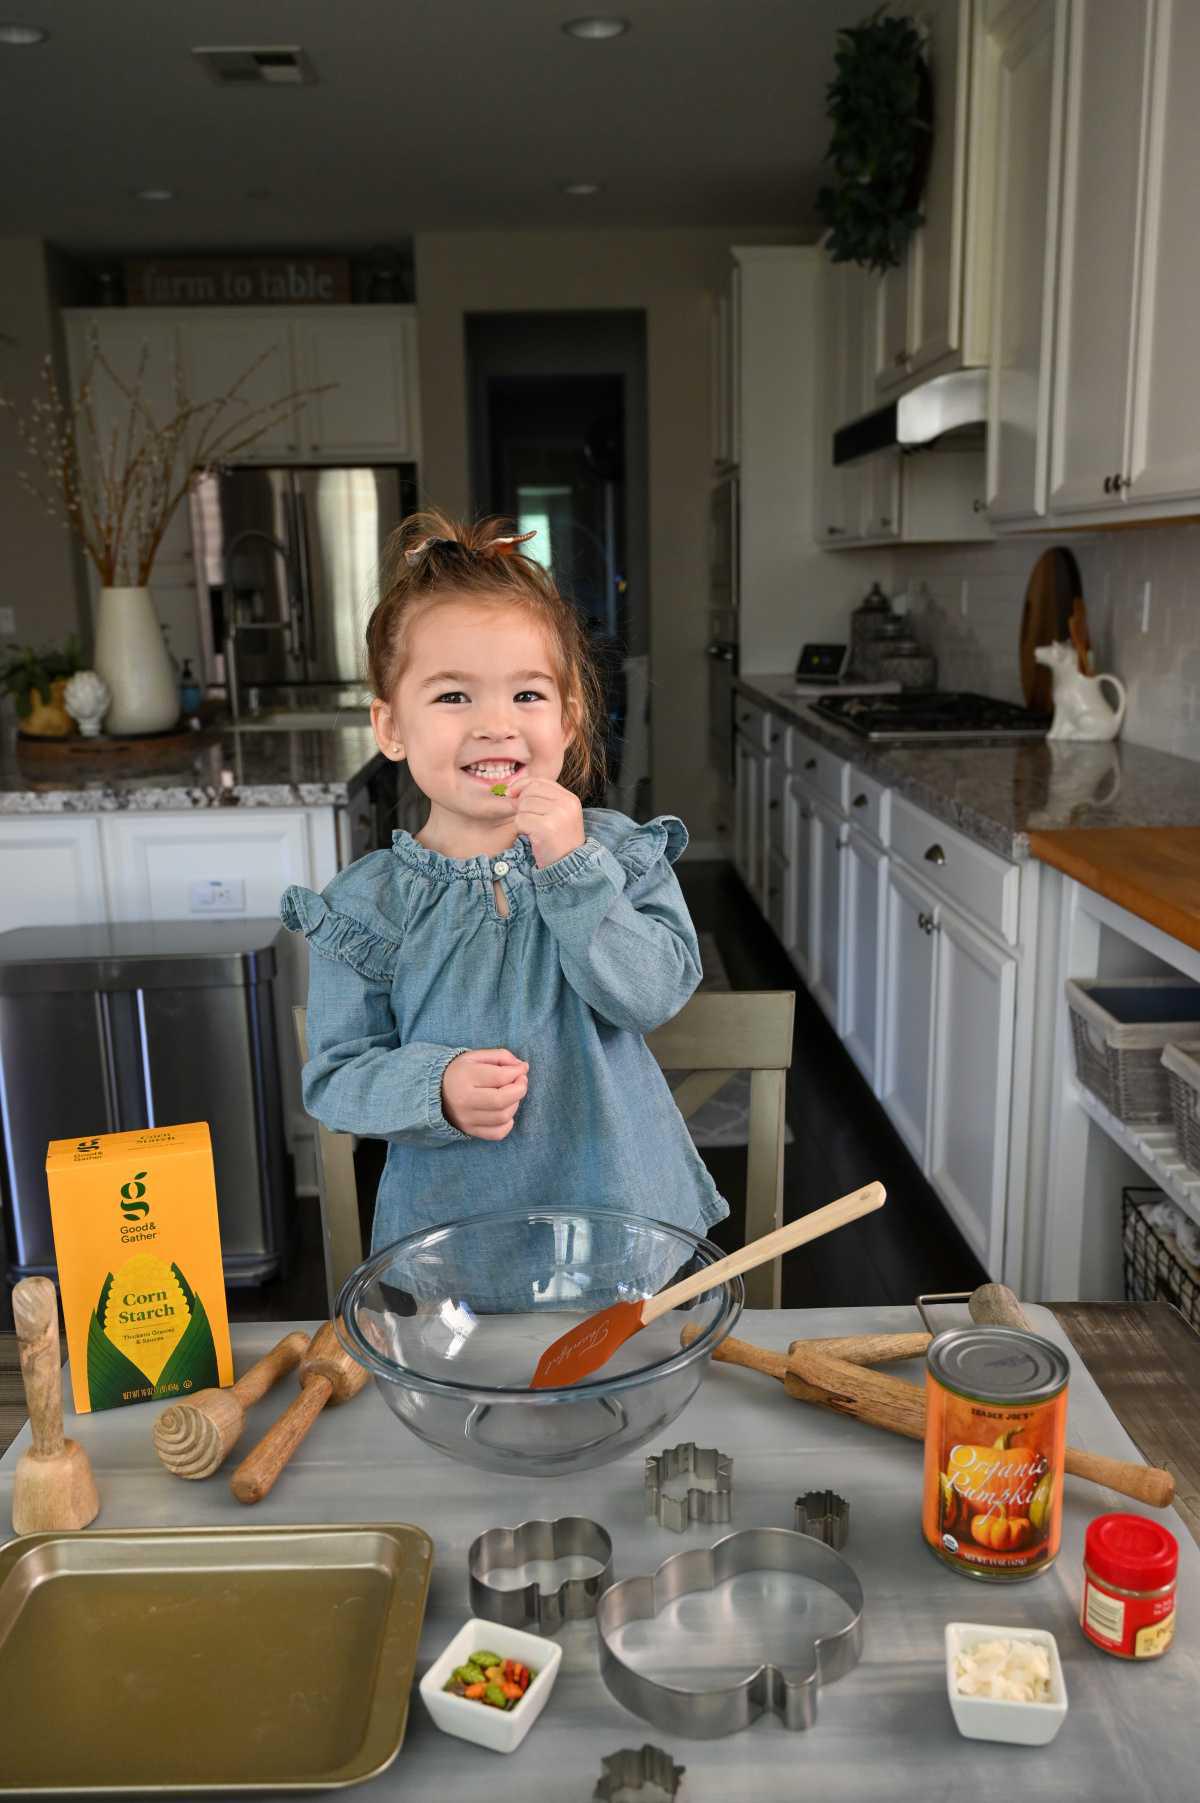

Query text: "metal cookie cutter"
[596, 1527, 864, 1737]
[645, 1441, 733, 1532]
[468, 1515, 613, 1632]
[594, 1745, 686, 1801]
[794, 1490, 850, 1549]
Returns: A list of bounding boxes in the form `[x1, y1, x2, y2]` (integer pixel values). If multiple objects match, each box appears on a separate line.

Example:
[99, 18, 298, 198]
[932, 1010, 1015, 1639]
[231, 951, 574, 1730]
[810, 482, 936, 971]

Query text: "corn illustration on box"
[45, 1122, 233, 1414]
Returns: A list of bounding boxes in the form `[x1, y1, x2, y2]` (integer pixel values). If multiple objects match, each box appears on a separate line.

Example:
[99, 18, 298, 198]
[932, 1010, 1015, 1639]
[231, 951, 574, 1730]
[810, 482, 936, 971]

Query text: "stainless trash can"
[0, 920, 287, 1286]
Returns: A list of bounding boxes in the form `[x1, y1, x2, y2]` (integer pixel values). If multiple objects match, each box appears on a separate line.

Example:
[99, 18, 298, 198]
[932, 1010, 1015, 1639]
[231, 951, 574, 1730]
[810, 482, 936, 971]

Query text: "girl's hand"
[442, 1048, 529, 1141]
[504, 774, 585, 870]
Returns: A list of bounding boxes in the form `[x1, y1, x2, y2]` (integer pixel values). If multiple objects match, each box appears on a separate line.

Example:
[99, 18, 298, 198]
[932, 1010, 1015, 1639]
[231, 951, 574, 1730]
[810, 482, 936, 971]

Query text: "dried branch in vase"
[0, 332, 331, 586]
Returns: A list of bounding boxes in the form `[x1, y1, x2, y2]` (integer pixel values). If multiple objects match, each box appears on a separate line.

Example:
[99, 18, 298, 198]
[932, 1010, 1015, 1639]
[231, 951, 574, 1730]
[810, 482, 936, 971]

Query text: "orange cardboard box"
[45, 1121, 233, 1414]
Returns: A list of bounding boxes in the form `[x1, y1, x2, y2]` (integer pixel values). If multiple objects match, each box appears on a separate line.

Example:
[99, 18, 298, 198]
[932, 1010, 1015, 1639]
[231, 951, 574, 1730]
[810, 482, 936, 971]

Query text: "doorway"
[466, 311, 648, 816]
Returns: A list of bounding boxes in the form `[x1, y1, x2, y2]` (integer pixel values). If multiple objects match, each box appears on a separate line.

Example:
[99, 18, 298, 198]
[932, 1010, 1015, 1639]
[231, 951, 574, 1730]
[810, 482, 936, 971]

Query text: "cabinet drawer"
[766, 752, 786, 854]
[789, 732, 849, 812]
[846, 771, 890, 846]
[734, 698, 770, 749]
[890, 797, 1018, 945]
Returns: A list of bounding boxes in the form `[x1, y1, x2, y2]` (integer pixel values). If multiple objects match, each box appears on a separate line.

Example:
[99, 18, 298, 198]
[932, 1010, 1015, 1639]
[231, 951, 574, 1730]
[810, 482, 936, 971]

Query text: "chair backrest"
[295, 987, 795, 1313]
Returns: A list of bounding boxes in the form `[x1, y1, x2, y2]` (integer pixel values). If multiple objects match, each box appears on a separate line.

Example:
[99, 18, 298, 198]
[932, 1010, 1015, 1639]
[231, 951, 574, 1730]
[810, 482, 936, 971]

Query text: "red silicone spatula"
[530, 1181, 886, 1389]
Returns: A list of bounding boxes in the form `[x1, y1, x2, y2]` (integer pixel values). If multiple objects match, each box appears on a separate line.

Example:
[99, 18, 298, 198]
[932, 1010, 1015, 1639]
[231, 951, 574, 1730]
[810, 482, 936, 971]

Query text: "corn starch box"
[45, 1122, 233, 1413]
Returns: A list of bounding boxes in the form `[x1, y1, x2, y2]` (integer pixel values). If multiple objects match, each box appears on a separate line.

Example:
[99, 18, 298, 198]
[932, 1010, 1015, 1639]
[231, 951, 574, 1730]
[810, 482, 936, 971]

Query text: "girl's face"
[372, 600, 575, 848]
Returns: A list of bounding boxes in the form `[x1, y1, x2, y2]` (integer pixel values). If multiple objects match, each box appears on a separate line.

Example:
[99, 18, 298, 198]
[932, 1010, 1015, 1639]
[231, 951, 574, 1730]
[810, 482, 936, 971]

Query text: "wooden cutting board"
[1019, 546, 1083, 712]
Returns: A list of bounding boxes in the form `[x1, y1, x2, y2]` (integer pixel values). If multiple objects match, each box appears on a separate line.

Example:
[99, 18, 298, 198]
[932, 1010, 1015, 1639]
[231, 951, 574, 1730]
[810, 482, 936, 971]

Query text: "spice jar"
[1081, 1512, 1178, 1659]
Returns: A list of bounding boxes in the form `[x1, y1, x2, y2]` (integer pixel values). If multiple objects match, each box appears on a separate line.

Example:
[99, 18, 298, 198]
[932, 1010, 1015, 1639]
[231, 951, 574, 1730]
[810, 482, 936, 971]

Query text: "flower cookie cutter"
[593, 1743, 686, 1800]
[644, 1440, 733, 1532]
[468, 1515, 614, 1632]
[794, 1489, 850, 1549]
[596, 1527, 864, 1736]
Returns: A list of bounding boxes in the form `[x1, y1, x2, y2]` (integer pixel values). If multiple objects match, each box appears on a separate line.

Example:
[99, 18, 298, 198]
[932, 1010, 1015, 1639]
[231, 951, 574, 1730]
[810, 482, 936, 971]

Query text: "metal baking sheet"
[0, 1522, 433, 1795]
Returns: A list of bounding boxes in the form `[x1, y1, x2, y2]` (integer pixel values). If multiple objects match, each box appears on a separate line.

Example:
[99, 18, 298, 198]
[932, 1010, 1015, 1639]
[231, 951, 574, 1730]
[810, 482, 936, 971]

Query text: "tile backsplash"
[891, 522, 1200, 761]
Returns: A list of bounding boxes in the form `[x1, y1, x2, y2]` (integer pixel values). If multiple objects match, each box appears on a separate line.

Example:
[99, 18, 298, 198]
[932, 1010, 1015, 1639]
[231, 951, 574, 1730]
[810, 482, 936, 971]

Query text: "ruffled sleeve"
[611, 814, 689, 881]
[279, 885, 403, 984]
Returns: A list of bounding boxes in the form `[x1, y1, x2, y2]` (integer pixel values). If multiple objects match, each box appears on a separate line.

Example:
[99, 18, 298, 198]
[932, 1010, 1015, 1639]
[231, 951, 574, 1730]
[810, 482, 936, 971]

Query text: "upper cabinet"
[872, 0, 994, 396]
[64, 306, 421, 468]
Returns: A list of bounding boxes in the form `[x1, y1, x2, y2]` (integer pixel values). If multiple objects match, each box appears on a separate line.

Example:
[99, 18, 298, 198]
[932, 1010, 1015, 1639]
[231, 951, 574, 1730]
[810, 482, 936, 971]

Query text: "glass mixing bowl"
[335, 1207, 742, 1476]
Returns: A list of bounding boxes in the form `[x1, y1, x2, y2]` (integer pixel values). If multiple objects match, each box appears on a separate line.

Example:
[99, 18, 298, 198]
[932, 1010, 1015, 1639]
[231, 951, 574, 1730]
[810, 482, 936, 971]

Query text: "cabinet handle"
[924, 844, 946, 867]
[826, 525, 845, 537]
[972, 498, 985, 513]
[1103, 475, 1113, 494]
[852, 792, 868, 808]
[770, 731, 782, 745]
[1114, 473, 1130, 491]
[769, 798, 780, 811]
[894, 349, 908, 367]
[836, 840, 848, 853]
[801, 807, 813, 822]
[917, 911, 937, 936]
[879, 516, 892, 529]
[805, 757, 818, 771]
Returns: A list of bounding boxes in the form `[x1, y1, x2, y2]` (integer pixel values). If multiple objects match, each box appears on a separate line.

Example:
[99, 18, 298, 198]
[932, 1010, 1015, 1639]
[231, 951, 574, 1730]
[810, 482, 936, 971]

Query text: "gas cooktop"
[813, 691, 1051, 742]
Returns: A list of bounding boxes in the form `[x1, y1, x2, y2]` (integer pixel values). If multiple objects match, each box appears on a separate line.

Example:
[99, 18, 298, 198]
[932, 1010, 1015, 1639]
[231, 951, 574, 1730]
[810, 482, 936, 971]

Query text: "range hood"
[832, 368, 988, 466]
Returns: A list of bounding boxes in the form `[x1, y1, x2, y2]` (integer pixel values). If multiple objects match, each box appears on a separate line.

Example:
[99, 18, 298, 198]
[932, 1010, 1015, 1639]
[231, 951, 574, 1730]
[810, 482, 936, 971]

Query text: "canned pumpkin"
[921, 1327, 1069, 1582]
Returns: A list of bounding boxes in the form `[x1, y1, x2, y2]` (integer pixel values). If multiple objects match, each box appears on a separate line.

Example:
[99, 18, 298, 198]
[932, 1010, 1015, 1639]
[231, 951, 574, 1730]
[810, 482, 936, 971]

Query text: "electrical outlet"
[0, 606, 15, 637]
[189, 877, 246, 914]
[1140, 580, 1152, 634]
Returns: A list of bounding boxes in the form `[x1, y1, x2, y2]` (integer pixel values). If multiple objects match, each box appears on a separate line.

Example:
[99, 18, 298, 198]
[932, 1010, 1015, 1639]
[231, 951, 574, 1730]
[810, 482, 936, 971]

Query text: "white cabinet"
[783, 774, 815, 979]
[101, 811, 328, 923]
[873, 262, 912, 393]
[809, 796, 846, 1028]
[843, 826, 888, 1088]
[880, 862, 940, 1165]
[182, 314, 300, 459]
[734, 734, 764, 904]
[0, 819, 107, 933]
[986, 0, 1067, 522]
[295, 310, 419, 459]
[929, 904, 1017, 1269]
[1047, 0, 1152, 513]
[711, 264, 742, 469]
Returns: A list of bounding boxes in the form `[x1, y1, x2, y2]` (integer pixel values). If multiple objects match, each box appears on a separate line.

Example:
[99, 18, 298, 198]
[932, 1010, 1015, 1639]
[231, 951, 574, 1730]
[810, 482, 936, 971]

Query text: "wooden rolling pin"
[153, 1330, 310, 1479]
[229, 1322, 369, 1505]
[11, 1277, 99, 1535]
[682, 1323, 1176, 1509]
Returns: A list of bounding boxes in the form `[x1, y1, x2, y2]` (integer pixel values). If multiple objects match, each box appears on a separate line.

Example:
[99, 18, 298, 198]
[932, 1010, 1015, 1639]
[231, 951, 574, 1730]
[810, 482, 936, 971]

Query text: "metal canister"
[921, 1327, 1069, 1582]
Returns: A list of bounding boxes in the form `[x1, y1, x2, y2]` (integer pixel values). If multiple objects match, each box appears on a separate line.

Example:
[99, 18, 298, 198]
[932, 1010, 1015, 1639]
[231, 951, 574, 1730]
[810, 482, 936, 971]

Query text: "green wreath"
[815, 10, 933, 274]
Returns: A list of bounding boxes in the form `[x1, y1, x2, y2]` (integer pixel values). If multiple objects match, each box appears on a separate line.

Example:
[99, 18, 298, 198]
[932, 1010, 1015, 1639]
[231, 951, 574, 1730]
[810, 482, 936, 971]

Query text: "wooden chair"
[294, 988, 795, 1312]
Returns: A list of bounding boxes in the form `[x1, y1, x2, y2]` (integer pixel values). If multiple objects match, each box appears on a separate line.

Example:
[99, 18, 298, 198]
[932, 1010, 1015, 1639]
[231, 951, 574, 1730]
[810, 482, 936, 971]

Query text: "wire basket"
[1066, 978, 1200, 1125]
[1162, 1041, 1200, 1173]
[1122, 1186, 1200, 1333]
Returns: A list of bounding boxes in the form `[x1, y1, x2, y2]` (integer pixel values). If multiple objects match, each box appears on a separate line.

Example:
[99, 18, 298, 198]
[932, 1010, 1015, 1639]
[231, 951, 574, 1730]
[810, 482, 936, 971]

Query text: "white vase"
[93, 587, 180, 735]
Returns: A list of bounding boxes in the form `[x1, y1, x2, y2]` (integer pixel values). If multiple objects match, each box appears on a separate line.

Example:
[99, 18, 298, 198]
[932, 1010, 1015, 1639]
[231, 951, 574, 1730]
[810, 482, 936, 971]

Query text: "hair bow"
[404, 530, 538, 568]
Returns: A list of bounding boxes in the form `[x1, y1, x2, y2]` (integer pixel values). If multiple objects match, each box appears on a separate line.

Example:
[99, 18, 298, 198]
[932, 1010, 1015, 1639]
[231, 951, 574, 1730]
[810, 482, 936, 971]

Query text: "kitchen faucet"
[222, 529, 301, 726]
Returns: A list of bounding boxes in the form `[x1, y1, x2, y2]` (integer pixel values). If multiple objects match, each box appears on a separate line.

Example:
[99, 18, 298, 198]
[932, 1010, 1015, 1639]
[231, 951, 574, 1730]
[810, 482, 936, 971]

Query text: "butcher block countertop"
[1029, 826, 1200, 953]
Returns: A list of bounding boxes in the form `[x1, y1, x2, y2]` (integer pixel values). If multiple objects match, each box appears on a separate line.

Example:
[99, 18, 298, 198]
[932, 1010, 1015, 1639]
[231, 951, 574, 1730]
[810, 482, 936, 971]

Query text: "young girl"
[281, 511, 729, 1259]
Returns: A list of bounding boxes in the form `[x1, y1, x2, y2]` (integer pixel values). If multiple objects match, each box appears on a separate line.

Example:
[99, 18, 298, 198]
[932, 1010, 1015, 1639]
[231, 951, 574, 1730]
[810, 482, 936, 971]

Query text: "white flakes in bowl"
[953, 1635, 1053, 1703]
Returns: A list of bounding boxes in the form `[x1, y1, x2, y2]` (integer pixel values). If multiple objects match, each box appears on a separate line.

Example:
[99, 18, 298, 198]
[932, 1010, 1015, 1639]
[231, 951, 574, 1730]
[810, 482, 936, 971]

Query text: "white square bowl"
[945, 1622, 1068, 1747]
[419, 1617, 562, 1754]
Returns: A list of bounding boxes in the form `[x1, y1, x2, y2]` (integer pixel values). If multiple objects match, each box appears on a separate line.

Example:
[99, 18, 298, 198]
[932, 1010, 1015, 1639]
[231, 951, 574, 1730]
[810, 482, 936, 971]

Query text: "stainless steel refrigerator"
[198, 464, 418, 693]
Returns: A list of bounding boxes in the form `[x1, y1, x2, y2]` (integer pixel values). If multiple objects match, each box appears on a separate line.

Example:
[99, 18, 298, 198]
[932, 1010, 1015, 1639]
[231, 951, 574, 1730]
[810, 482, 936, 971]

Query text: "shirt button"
[493, 860, 510, 877]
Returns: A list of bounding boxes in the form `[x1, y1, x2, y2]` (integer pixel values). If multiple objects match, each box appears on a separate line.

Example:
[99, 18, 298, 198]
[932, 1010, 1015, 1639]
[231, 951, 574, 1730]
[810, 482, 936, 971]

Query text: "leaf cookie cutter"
[794, 1489, 850, 1549]
[593, 1743, 686, 1800]
[468, 1515, 613, 1632]
[596, 1527, 864, 1736]
[644, 1441, 733, 1532]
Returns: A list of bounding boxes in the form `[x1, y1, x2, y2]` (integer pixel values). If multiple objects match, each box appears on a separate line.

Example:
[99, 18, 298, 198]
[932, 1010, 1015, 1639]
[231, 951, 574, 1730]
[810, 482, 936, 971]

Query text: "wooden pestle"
[153, 1330, 310, 1479]
[11, 1277, 100, 1534]
[229, 1321, 370, 1505]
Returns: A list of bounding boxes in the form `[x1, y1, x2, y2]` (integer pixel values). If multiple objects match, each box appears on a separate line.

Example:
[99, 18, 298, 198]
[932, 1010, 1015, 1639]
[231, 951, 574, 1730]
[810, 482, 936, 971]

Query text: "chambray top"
[281, 808, 729, 1258]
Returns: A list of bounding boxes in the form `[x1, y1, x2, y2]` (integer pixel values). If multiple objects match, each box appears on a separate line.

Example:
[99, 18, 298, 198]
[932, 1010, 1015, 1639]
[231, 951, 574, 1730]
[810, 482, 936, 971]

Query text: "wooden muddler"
[153, 1330, 310, 1479]
[11, 1276, 100, 1535]
[229, 1321, 369, 1505]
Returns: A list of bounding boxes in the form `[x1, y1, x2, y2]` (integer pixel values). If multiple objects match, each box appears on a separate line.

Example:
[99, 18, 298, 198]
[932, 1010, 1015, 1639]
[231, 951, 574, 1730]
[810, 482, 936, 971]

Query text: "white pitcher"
[1034, 641, 1127, 742]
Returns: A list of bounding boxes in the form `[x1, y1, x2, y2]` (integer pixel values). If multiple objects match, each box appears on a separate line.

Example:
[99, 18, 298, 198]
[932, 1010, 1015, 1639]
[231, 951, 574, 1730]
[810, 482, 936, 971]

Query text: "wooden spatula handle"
[643, 1182, 886, 1326]
[229, 1374, 332, 1505]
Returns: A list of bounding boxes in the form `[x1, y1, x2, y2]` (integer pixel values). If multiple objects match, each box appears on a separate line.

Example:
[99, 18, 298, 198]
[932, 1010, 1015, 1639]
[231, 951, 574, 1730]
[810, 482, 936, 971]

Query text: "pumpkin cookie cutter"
[467, 1515, 613, 1633]
[794, 1489, 850, 1549]
[596, 1527, 864, 1737]
[645, 1440, 733, 1532]
[594, 1743, 686, 1800]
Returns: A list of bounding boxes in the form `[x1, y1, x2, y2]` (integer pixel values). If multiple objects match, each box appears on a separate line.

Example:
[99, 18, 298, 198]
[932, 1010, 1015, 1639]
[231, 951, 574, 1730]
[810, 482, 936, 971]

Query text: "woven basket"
[1122, 1186, 1200, 1333]
[1066, 978, 1200, 1125]
[1162, 1041, 1200, 1173]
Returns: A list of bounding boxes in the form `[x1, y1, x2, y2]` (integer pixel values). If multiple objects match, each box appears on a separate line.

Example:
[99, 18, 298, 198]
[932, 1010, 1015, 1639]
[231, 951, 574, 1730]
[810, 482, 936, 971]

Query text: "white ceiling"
[0, 0, 866, 251]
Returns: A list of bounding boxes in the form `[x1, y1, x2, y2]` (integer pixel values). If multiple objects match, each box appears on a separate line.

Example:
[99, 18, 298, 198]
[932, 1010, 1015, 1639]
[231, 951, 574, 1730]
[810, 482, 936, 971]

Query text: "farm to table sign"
[123, 256, 351, 306]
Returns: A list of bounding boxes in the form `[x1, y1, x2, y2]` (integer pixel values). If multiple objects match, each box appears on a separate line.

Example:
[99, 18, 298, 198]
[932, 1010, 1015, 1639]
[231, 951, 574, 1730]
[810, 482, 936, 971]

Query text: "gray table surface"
[3, 1305, 1197, 1800]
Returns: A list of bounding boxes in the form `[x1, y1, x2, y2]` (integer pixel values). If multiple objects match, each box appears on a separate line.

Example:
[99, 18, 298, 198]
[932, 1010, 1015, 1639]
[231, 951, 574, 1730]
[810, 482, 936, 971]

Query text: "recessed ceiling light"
[561, 16, 630, 40]
[0, 22, 49, 45]
[133, 188, 174, 202]
[563, 181, 603, 196]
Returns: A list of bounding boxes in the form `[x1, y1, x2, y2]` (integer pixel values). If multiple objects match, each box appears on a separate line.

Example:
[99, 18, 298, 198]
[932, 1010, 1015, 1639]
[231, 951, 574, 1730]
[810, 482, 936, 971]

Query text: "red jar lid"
[1085, 1512, 1178, 1591]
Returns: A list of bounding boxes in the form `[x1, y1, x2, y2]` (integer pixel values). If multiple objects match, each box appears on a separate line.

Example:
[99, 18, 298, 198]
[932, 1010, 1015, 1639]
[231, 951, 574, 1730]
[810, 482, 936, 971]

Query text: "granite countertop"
[739, 672, 1200, 861]
[0, 725, 385, 813]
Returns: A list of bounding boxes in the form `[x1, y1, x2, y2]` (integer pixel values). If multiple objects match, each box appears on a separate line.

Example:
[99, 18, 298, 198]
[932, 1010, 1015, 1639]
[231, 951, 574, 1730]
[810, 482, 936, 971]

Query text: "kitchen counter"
[740, 672, 1200, 861]
[2, 1305, 1197, 1801]
[1029, 826, 1200, 953]
[0, 724, 385, 813]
